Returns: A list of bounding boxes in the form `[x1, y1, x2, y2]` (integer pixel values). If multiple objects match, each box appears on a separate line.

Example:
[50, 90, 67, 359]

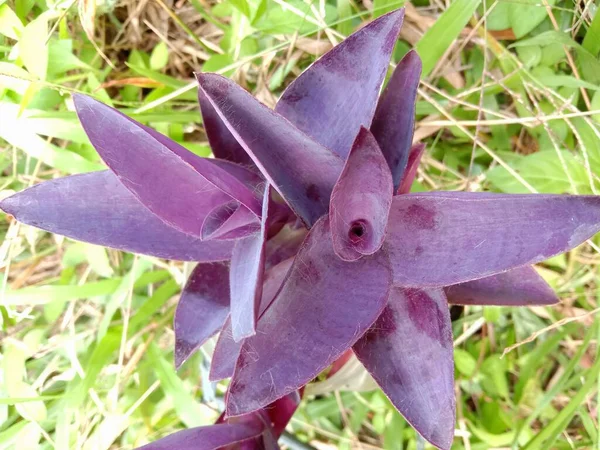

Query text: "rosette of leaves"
[3, 8, 600, 450]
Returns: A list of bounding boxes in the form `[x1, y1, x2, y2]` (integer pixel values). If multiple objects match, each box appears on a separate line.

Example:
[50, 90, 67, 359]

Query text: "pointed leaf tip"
[276, 8, 405, 158]
[330, 127, 393, 261]
[197, 73, 343, 227]
[354, 287, 455, 450]
[398, 143, 426, 195]
[174, 262, 230, 369]
[445, 265, 559, 306]
[371, 49, 422, 191]
[226, 217, 391, 416]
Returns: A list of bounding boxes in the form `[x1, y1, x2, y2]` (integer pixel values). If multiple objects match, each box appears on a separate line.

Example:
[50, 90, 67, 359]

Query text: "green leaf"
[484, 0, 510, 31]
[591, 91, 600, 123]
[229, 0, 251, 18]
[415, 0, 481, 77]
[3, 279, 122, 306]
[149, 41, 169, 71]
[454, 348, 477, 377]
[18, 12, 50, 80]
[535, 74, 600, 91]
[582, 8, 600, 57]
[508, 0, 555, 39]
[373, 0, 404, 19]
[0, 4, 23, 39]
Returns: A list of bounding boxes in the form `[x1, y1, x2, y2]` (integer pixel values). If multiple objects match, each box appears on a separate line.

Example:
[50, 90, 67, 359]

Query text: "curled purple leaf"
[353, 287, 455, 450]
[275, 10, 405, 158]
[74, 94, 261, 237]
[329, 127, 393, 261]
[202, 201, 260, 241]
[174, 262, 230, 369]
[397, 143, 426, 195]
[196, 73, 343, 227]
[445, 266, 559, 306]
[210, 257, 295, 382]
[386, 192, 600, 287]
[226, 218, 391, 417]
[371, 50, 422, 190]
[0, 171, 233, 261]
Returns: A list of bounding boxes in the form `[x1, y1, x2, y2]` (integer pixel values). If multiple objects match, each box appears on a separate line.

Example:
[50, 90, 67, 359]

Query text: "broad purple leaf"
[386, 192, 600, 287]
[174, 262, 230, 369]
[226, 218, 391, 416]
[445, 266, 558, 306]
[265, 225, 307, 270]
[398, 143, 426, 195]
[0, 171, 233, 261]
[74, 94, 261, 237]
[210, 258, 294, 382]
[135, 421, 264, 450]
[229, 187, 271, 341]
[267, 391, 302, 437]
[353, 287, 455, 450]
[199, 89, 256, 167]
[371, 50, 422, 190]
[275, 10, 405, 158]
[329, 127, 393, 261]
[196, 73, 344, 227]
[202, 201, 260, 241]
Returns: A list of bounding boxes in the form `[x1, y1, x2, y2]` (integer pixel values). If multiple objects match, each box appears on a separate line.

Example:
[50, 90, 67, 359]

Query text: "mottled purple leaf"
[353, 287, 455, 450]
[199, 89, 256, 167]
[229, 187, 272, 341]
[226, 218, 391, 416]
[329, 127, 393, 261]
[275, 10, 405, 159]
[398, 143, 425, 195]
[0, 171, 233, 261]
[135, 420, 264, 450]
[174, 262, 230, 369]
[371, 50, 422, 190]
[202, 201, 260, 241]
[386, 192, 600, 287]
[445, 266, 558, 306]
[210, 258, 295, 382]
[74, 94, 261, 237]
[196, 73, 343, 227]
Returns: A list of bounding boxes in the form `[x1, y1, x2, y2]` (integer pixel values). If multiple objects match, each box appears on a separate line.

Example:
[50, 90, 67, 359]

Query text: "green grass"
[1, 0, 600, 448]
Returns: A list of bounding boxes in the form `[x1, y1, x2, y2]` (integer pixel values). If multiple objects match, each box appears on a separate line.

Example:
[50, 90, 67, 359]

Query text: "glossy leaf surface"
[74, 94, 261, 237]
[229, 187, 271, 341]
[226, 218, 391, 416]
[0, 172, 233, 261]
[386, 192, 600, 287]
[275, 10, 404, 158]
[354, 287, 455, 450]
[210, 258, 294, 382]
[197, 73, 343, 227]
[371, 50, 422, 190]
[174, 262, 231, 369]
[445, 265, 558, 306]
[329, 127, 393, 261]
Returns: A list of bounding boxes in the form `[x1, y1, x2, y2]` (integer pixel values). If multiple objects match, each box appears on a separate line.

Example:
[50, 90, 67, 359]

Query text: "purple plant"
[2, 7, 600, 449]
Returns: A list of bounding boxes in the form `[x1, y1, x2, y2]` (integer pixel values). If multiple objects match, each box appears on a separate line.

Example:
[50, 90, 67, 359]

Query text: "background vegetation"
[1, 0, 600, 448]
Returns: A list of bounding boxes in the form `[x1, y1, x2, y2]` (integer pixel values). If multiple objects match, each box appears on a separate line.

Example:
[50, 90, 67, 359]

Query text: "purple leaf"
[135, 420, 264, 450]
[229, 187, 272, 341]
[0, 171, 233, 261]
[267, 391, 302, 437]
[202, 201, 260, 241]
[329, 127, 393, 261]
[386, 192, 600, 287]
[445, 266, 559, 306]
[210, 257, 295, 382]
[371, 50, 422, 190]
[397, 143, 426, 195]
[275, 10, 405, 159]
[226, 218, 391, 417]
[74, 94, 261, 237]
[199, 89, 256, 167]
[265, 226, 307, 270]
[196, 73, 344, 227]
[174, 262, 231, 369]
[353, 287, 455, 450]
